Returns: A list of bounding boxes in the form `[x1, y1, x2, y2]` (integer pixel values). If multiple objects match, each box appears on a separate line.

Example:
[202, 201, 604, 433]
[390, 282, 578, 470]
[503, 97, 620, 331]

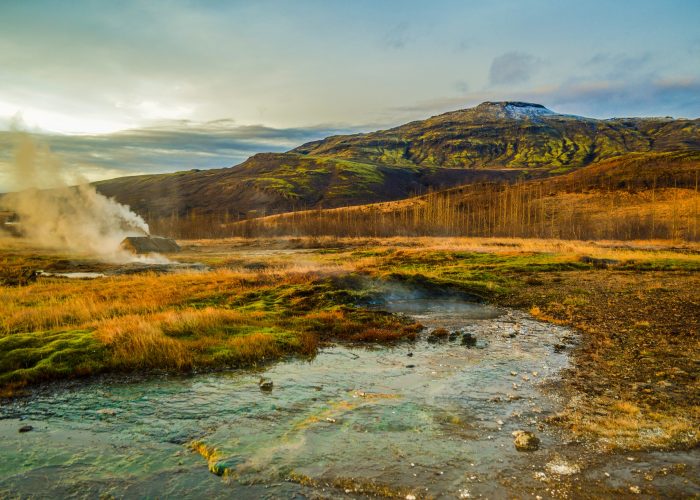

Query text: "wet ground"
[38, 261, 209, 278]
[0, 298, 697, 498]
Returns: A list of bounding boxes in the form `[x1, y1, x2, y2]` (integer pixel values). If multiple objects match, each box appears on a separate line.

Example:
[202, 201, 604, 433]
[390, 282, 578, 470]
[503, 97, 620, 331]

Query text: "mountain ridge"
[89, 101, 700, 219]
[292, 101, 699, 169]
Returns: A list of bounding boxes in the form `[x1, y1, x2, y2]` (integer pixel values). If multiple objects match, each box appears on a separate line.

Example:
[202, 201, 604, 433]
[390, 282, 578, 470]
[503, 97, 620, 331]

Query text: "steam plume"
[1, 133, 159, 262]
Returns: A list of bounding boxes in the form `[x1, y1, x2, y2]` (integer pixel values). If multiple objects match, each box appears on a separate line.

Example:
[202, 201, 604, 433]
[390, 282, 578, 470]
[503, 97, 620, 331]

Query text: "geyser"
[0, 132, 163, 262]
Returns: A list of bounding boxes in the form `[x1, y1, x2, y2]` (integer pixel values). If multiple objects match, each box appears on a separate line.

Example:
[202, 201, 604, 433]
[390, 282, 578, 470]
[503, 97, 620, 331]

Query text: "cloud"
[454, 80, 470, 93]
[382, 22, 412, 49]
[455, 38, 474, 52]
[489, 52, 540, 85]
[550, 77, 700, 118]
[689, 38, 700, 55]
[0, 122, 366, 191]
[584, 52, 652, 80]
[385, 77, 700, 120]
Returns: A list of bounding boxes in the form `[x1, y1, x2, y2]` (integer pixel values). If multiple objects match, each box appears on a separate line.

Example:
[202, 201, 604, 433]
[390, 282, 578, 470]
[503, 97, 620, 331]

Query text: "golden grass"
[0, 246, 418, 389]
[98, 314, 192, 370]
[207, 179, 700, 241]
[0, 269, 292, 336]
[563, 398, 700, 451]
[2, 236, 698, 454]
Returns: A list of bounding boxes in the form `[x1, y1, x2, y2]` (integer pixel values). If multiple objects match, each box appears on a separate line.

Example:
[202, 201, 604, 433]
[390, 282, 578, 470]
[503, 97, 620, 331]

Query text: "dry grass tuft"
[564, 398, 700, 451]
[95, 314, 193, 370]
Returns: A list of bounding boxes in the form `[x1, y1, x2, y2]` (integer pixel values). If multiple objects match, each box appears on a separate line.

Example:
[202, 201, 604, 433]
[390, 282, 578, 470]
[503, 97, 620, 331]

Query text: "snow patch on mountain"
[503, 103, 556, 119]
[474, 101, 575, 120]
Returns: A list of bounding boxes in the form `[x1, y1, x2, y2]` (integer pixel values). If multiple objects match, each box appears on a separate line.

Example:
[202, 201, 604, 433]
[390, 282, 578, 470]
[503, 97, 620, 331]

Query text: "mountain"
[94, 102, 699, 220]
[292, 102, 699, 170]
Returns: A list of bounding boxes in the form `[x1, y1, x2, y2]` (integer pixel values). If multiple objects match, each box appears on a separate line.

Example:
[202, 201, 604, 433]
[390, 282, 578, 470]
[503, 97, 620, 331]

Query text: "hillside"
[94, 153, 523, 219]
[208, 151, 700, 241]
[93, 101, 699, 220]
[293, 102, 700, 170]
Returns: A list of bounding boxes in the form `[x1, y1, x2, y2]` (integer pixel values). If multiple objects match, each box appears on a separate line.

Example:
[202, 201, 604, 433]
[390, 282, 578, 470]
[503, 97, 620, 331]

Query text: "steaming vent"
[120, 236, 181, 255]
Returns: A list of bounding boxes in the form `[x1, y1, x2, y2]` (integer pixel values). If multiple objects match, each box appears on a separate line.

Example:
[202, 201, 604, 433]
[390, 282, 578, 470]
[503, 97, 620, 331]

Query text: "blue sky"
[1, 0, 699, 188]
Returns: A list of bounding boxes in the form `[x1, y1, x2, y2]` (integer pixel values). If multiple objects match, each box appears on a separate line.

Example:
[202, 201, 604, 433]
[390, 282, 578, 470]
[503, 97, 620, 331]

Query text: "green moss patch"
[0, 329, 106, 387]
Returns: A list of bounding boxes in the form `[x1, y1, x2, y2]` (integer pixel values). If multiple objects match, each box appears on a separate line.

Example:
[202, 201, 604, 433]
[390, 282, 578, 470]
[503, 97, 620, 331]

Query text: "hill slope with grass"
[94, 102, 699, 220]
[94, 152, 525, 219]
[218, 151, 700, 241]
[293, 102, 699, 170]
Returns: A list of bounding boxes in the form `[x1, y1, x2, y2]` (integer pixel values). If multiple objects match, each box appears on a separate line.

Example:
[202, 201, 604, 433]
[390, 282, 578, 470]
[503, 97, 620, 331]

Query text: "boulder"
[512, 430, 540, 451]
[120, 236, 181, 254]
[259, 377, 274, 391]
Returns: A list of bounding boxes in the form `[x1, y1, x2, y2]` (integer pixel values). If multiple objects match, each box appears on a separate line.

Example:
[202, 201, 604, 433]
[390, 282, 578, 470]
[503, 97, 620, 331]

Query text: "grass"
[0, 254, 419, 397]
[1, 236, 698, 453]
[0, 329, 105, 392]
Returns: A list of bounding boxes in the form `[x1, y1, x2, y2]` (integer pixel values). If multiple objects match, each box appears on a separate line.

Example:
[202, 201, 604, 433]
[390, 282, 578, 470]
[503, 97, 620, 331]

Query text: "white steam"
[1, 133, 161, 262]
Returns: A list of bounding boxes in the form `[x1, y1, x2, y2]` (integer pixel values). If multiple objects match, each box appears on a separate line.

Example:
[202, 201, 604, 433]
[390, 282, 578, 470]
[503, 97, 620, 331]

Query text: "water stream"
[0, 299, 581, 498]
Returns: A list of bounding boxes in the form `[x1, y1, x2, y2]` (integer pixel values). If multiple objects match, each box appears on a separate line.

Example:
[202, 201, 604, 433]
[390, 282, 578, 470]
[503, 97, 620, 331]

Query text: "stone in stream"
[259, 377, 274, 391]
[18, 425, 33, 433]
[461, 332, 477, 347]
[512, 430, 540, 451]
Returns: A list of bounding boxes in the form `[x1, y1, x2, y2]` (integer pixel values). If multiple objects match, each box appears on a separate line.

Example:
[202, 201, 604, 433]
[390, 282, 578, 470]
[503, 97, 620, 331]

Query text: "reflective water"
[0, 300, 579, 498]
[38, 271, 107, 279]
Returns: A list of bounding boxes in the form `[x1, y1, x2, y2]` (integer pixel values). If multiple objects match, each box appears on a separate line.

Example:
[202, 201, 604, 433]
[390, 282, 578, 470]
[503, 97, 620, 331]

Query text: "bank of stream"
[0, 294, 696, 498]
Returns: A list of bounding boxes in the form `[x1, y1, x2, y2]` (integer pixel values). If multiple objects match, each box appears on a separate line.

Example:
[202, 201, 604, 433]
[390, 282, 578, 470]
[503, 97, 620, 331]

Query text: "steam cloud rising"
[1, 133, 157, 262]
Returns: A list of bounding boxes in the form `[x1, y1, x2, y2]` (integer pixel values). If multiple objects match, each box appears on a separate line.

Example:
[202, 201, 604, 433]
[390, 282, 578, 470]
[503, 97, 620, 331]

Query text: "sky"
[1, 0, 699, 190]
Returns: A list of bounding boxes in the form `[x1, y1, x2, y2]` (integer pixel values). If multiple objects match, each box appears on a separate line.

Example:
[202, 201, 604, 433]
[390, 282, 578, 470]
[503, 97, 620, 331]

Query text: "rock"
[18, 425, 33, 433]
[629, 485, 641, 494]
[407, 352, 414, 357]
[406, 364, 416, 368]
[461, 333, 477, 347]
[258, 377, 274, 391]
[579, 256, 619, 268]
[512, 430, 540, 451]
[120, 235, 181, 255]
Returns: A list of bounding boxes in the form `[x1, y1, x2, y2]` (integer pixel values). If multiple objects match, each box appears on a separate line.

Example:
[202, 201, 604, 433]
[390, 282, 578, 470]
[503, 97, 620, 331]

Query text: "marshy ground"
[0, 236, 698, 497]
